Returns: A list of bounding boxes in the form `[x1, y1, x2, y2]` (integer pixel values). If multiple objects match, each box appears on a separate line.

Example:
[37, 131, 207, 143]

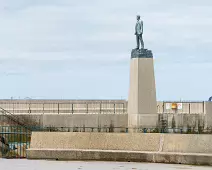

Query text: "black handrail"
[0, 107, 31, 130]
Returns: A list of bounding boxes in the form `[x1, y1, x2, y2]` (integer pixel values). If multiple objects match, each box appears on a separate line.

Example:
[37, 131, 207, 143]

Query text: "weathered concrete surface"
[1, 113, 209, 132]
[27, 132, 212, 165]
[165, 114, 205, 129]
[163, 134, 212, 153]
[205, 102, 212, 128]
[136, 114, 158, 128]
[29, 132, 160, 151]
[27, 149, 212, 166]
[43, 114, 127, 129]
[128, 58, 157, 128]
[0, 114, 128, 130]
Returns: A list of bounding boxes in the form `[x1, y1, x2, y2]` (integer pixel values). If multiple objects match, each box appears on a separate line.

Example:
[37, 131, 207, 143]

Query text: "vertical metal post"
[114, 104, 115, 114]
[13, 103, 14, 114]
[43, 103, 44, 114]
[2, 126, 4, 157]
[25, 127, 27, 158]
[29, 103, 31, 114]
[58, 103, 59, 114]
[162, 101, 165, 113]
[72, 104, 74, 114]
[203, 101, 205, 114]
[100, 103, 102, 114]
[10, 126, 13, 158]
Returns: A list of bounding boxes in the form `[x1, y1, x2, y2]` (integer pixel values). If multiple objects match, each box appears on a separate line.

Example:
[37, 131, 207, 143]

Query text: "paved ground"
[0, 159, 211, 170]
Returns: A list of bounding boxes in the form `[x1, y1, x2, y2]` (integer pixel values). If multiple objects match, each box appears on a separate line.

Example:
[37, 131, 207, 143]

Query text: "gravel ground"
[0, 159, 211, 170]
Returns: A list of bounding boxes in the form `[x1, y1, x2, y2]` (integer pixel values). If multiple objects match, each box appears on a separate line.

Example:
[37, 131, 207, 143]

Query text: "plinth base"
[128, 48, 157, 129]
[131, 48, 153, 58]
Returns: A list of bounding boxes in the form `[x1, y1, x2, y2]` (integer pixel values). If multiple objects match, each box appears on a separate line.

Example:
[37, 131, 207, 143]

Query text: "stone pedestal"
[128, 49, 157, 129]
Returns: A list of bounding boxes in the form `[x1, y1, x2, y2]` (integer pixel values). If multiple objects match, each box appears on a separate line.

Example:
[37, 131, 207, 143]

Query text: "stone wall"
[27, 132, 212, 165]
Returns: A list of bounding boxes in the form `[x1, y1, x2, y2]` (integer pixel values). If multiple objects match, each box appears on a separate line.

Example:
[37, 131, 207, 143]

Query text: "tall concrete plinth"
[128, 49, 157, 129]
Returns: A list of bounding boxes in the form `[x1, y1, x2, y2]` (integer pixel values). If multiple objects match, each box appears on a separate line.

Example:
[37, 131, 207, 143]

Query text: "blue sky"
[0, 0, 212, 100]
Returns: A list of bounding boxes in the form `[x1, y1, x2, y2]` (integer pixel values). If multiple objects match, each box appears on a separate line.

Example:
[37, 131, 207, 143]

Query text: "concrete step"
[26, 148, 212, 166]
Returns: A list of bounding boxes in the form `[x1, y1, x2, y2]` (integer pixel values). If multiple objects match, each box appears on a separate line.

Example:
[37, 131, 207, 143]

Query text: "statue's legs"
[138, 34, 144, 49]
[136, 35, 140, 49]
[136, 34, 144, 49]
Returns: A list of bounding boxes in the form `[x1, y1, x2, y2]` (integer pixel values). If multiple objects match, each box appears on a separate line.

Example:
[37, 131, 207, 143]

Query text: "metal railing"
[0, 100, 206, 115]
[0, 107, 30, 128]
[0, 126, 31, 158]
[0, 102, 127, 115]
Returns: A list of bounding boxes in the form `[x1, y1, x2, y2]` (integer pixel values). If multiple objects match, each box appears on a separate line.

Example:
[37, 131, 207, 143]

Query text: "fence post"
[58, 103, 59, 114]
[28, 103, 31, 114]
[72, 104, 74, 114]
[13, 103, 14, 114]
[43, 103, 44, 114]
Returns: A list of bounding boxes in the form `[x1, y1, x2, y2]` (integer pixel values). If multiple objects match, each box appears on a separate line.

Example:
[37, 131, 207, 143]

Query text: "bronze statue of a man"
[135, 15, 144, 49]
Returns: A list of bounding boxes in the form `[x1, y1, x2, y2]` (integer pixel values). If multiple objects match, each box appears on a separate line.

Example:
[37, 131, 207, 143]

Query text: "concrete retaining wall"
[163, 114, 205, 129]
[162, 134, 212, 153]
[30, 132, 160, 151]
[0, 114, 128, 129]
[27, 149, 212, 165]
[27, 132, 212, 165]
[0, 113, 207, 130]
[29, 132, 212, 153]
[43, 114, 127, 128]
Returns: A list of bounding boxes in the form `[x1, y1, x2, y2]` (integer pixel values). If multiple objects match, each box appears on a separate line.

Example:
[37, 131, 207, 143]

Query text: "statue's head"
[136, 15, 140, 21]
